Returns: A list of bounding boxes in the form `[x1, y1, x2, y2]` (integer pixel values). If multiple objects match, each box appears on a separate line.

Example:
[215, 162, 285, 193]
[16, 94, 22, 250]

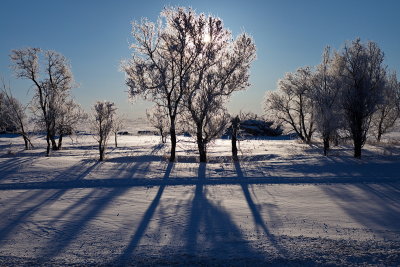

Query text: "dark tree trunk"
[114, 133, 118, 148]
[323, 137, 330, 156]
[46, 134, 51, 157]
[99, 141, 104, 161]
[169, 120, 177, 162]
[51, 136, 58, 151]
[376, 109, 385, 142]
[354, 140, 362, 158]
[23, 136, 29, 150]
[196, 126, 207, 163]
[57, 134, 63, 150]
[231, 116, 240, 162]
[353, 129, 363, 159]
[352, 116, 364, 159]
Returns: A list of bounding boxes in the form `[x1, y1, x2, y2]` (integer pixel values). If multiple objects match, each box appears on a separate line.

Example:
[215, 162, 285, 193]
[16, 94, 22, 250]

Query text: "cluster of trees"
[5, 48, 123, 161]
[0, 79, 33, 149]
[4, 8, 399, 162]
[10, 48, 85, 156]
[265, 39, 400, 158]
[123, 7, 256, 162]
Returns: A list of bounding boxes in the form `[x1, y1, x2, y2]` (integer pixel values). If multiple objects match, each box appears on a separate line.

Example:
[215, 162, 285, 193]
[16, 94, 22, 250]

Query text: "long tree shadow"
[116, 162, 173, 264]
[34, 145, 169, 262]
[0, 189, 68, 248]
[184, 163, 265, 261]
[0, 159, 104, 236]
[321, 182, 400, 237]
[0, 155, 105, 246]
[0, 157, 34, 181]
[234, 161, 288, 257]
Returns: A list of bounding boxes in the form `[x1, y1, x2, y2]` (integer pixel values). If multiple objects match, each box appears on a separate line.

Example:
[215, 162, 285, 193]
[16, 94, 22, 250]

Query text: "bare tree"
[111, 114, 124, 148]
[123, 7, 255, 162]
[264, 67, 315, 143]
[10, 48, 74, 156]
[370, 71, 400, 142]
[182, 20, 256, 162]
[146, 105, 169, 143]
[310, 47, 343, 155]
[56, 99, 86, 149]
[123, 7, 204, 162]
[92, 101, 116, 161]
[0, 78, 33, 149]
[336, 39, 386, 158]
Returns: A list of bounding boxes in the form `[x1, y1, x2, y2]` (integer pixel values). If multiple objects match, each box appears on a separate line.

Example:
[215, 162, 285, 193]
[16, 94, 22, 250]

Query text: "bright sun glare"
[203, 33, 211, 43]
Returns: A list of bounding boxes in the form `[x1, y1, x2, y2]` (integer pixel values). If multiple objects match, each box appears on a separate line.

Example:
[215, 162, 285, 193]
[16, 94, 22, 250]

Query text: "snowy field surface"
[1, 128, 400, 266]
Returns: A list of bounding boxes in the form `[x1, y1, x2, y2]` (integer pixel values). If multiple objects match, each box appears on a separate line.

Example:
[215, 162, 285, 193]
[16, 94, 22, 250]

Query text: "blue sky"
[1, 0, 399, 118]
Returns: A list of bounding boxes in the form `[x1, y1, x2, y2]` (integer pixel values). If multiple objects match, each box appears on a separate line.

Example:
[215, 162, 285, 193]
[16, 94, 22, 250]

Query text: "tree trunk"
[354, 140, 362, 158]
[323, 137, 330, 156]
[51, 136, 58, 151]
[169, 120, 177, 162]
[352, 117, 363, 159]
[23, 136, 29, 150]
[46, 134, 51, 157]
[159, 129, 166, 143]
[99, 140, 104, 161]
[376, 109, 385, 142]
[377, 131, 382, 143]
[196, 126, 207, 163]
[114, 133, 118, 148]
[353, 129, 363, 158]
[57, 134, 63, 150]
[231, 116, 240, 162]
[232, 134, 238, 162]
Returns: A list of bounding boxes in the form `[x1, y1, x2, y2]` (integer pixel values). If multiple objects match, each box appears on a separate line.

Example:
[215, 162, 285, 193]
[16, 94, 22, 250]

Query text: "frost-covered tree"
[0, 79, 33, 149]
[264, 67, 315, 143]
[123, 7, 255, 162]
[310, 47, 343, 155]
[111, 114, 124, 148]
[123, 7, 201, 162]
[146, 105, 169, 143]
[56, 99, 85, 149]
[10, 48, 75, 156]
[336, 39, 386, 158]
[370, 71, 400, 142]
[92, 101, 116, 161]
[184, 30, 256, 162]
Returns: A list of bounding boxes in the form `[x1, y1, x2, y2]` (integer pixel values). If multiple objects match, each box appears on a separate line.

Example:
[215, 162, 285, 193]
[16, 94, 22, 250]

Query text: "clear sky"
[1, 0, 399, 119]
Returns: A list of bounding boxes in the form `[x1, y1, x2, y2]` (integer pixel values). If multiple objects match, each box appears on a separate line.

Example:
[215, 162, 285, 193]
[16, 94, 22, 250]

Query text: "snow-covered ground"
[1, 131, 400, 266]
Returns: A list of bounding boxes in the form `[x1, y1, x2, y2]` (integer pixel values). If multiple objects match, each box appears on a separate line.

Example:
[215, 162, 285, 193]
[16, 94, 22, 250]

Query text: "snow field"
[0, 133, 400, 265]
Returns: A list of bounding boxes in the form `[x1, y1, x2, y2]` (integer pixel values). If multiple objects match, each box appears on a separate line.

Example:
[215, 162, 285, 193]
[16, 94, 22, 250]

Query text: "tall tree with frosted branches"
[10, 48, 75, 156]
[310, 47, 343, 155]
[336, 38, 386, 158]
[264, 67, 315, 143]
[123, 7, 202, 162]
[123, 7, 256, 162]
[184, 31, 256, 162]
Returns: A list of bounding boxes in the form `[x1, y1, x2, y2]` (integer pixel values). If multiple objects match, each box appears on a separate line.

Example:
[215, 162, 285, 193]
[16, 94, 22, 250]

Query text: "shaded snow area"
[1, 134, 400, 266]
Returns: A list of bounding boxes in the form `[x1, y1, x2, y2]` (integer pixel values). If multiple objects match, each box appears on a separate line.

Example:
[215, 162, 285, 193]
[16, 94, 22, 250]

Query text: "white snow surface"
[1, 132, 400, 266]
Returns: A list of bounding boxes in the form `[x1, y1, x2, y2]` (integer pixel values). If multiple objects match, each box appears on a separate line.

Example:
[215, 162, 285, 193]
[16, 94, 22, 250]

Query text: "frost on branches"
[123, 7, 256, 162]
[92, 101, 116, 161]
[10, 48, 83, 156]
